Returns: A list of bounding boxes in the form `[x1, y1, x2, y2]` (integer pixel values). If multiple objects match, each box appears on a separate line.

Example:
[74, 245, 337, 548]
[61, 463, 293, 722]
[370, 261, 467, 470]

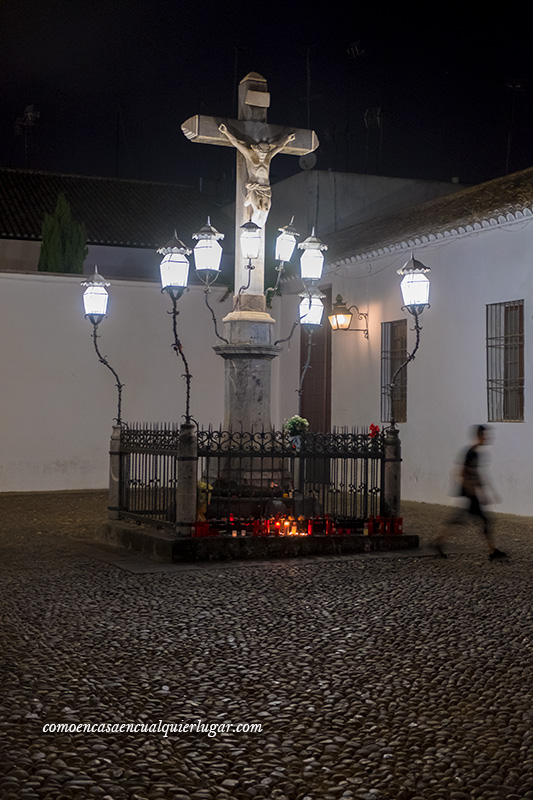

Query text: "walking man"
[434, 425, 508, 560]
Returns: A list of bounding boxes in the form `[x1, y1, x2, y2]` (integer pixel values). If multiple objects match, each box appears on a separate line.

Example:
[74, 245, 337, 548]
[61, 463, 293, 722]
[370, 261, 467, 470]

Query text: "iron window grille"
[486, 299, 524, 422]
[381, 319, 407, 423]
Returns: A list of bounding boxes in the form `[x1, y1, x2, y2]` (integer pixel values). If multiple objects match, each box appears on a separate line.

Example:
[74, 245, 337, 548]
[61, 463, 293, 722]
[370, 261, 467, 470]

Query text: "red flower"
[369, 423, 380, 439]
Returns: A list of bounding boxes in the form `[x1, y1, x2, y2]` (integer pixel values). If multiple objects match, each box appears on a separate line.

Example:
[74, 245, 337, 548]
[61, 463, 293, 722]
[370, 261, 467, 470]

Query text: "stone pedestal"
[175, 422, 198, 537]
[214, 296, 281, 431]
[108, 424, 122, 521]
[383, 427, 402, 517]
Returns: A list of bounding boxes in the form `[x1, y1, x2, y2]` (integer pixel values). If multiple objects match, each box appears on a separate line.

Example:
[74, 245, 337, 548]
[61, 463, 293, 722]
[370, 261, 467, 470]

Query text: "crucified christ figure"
[218, 123, 296, 227]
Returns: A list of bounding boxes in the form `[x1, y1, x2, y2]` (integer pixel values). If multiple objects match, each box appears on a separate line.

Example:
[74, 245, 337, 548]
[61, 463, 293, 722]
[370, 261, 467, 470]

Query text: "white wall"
[0, 273, 226, 492]
[312, 219, 533, 516]
[0, 239, 160, 281]
[0, 239, 40, 272]
[5, 216, 533, 513]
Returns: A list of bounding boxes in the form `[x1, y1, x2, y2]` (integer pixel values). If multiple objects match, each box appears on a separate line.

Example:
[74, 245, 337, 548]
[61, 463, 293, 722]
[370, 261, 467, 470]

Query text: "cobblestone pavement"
[1, 491, 533, 800]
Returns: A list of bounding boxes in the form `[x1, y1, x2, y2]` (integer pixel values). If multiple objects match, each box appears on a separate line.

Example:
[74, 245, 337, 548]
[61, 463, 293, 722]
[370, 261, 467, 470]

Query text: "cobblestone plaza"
[1, 492, 532, 800]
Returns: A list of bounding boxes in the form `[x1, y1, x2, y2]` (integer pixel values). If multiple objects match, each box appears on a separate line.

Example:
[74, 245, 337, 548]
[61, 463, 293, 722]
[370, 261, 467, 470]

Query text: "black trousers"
[448, 493, 490, 537]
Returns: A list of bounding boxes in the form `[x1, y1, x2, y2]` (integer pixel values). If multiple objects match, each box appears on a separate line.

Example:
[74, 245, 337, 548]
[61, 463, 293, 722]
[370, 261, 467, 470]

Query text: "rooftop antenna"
[14, 105, 40, 166]
[364, 106, 386, 174]
[505, 80, 526, 175]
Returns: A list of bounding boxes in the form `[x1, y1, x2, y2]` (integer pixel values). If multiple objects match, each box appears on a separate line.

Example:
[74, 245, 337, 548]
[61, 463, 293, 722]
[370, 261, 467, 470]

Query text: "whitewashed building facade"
[276, 168, 533, 516]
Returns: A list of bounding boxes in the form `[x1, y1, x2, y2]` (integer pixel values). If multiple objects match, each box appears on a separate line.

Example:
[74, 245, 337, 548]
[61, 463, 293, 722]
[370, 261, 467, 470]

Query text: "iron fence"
[118, 422, 180, 524]
[117, 424, 385, 530]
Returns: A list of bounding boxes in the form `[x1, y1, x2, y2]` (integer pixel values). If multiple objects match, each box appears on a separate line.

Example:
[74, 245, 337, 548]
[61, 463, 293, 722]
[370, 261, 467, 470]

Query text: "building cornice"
[331, 204, 533, 266]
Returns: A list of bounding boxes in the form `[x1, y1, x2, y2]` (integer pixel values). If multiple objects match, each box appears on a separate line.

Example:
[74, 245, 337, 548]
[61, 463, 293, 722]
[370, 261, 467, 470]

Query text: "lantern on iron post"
[240, 219, 262, 263]
[297, 287, 325, 415]
[81, 267, 124, 424]
[157, 234, 193, 423]
[192, 217, 225, 286]
[298, 227, 327, 285]
[191, 217, 228, 344]
[235, 218, 262, 303]
[298, 287, 325, 329]
[158, 232, 191, 301]
[266, 217, 300, 307]
[276, 217, 300, 263]
[388, 254, 432, 429]
[82, 266, 109, 326]
[398, 255, 431, 314]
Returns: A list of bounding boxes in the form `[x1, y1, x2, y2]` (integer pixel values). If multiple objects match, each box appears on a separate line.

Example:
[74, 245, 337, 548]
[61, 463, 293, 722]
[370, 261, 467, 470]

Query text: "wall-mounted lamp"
[328, 294, 369, 338]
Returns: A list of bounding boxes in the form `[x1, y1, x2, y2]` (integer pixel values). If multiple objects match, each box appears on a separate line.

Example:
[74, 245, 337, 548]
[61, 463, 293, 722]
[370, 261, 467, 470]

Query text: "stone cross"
[182, 72, 318, 311]
[182, 73, 318, 431]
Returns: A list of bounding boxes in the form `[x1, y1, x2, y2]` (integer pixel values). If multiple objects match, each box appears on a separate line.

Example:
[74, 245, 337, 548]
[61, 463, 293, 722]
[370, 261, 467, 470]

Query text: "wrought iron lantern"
[266, 218, 300, 308]
[328, 294, 369, 338]
[157, 233, 191, 299]
[192, 217, 224, 285]
[298, 288, 325, 328]
[298, 228, 327, 284]
[80, 267, 124, 425]
[81, 267, 110, 325]
[156, 233, 193, 422]
[386, 254, 432, 429]
[240, 219, 262, 262]
[398, 255, 431, 313]
[275, 217, 299, 263]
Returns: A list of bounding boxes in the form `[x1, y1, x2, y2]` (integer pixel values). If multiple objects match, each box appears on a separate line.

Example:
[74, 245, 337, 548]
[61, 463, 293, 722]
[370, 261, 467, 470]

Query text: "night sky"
[2, 1, 533, 192]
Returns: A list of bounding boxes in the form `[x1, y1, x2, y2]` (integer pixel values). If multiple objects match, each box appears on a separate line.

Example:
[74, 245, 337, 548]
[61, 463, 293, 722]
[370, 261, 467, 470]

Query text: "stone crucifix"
[181, 73, 319, 431]
[218, 122, 296, 227]
[182, 72, 319, 312]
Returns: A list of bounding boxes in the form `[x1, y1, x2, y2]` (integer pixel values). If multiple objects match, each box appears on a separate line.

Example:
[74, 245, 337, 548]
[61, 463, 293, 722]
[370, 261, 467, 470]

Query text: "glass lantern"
[81, 267, 110, 324]
[157, 234, 191, 298]
[398, 255, 431, 311]
[240, 219, 262, 262]
[328, 295, 353, 331]
[275, 218, 299, 263]
[192, 218, 224, 284]
[299, 289, 325, 328]
[298, 228, 328, 283]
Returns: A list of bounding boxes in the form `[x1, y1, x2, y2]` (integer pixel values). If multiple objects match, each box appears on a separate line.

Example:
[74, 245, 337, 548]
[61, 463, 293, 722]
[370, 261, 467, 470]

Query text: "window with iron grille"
[381, 319, 407, 423]
[486, 300, 524, 422]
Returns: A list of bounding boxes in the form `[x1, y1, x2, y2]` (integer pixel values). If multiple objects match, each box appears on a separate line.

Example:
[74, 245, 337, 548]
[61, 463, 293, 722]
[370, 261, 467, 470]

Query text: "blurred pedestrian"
[433, 425, 508, 560]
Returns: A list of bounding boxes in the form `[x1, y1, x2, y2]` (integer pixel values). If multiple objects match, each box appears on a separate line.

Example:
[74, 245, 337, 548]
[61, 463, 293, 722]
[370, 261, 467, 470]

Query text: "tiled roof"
[327, 167, 533, 264]
[0, 168, 233, 249]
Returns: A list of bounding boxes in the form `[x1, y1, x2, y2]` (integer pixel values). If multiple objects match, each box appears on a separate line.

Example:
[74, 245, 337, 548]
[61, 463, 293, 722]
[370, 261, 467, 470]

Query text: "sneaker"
[489, 548, 508, 560]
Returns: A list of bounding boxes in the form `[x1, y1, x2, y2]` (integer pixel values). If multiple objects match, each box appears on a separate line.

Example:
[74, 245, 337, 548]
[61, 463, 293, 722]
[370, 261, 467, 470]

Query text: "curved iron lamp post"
[266, 217, 300, 307]
[81, 268, 124, 425]
[235, 218, 261, 306]
[192, 218, 228, 344]
[388, 255, 431, 428]
[157, 234, 193, 424]
[296, 288, 326, 415]
[269, 226, 328, 414]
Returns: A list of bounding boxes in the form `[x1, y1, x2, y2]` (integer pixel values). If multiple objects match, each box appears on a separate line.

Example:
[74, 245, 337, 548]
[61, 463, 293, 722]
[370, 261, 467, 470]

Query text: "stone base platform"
[97, 521, 419, 563]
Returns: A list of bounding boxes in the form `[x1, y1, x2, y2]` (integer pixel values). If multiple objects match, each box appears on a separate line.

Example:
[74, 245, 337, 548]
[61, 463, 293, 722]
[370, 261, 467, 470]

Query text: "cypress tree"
[38, 193, 88, 273]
